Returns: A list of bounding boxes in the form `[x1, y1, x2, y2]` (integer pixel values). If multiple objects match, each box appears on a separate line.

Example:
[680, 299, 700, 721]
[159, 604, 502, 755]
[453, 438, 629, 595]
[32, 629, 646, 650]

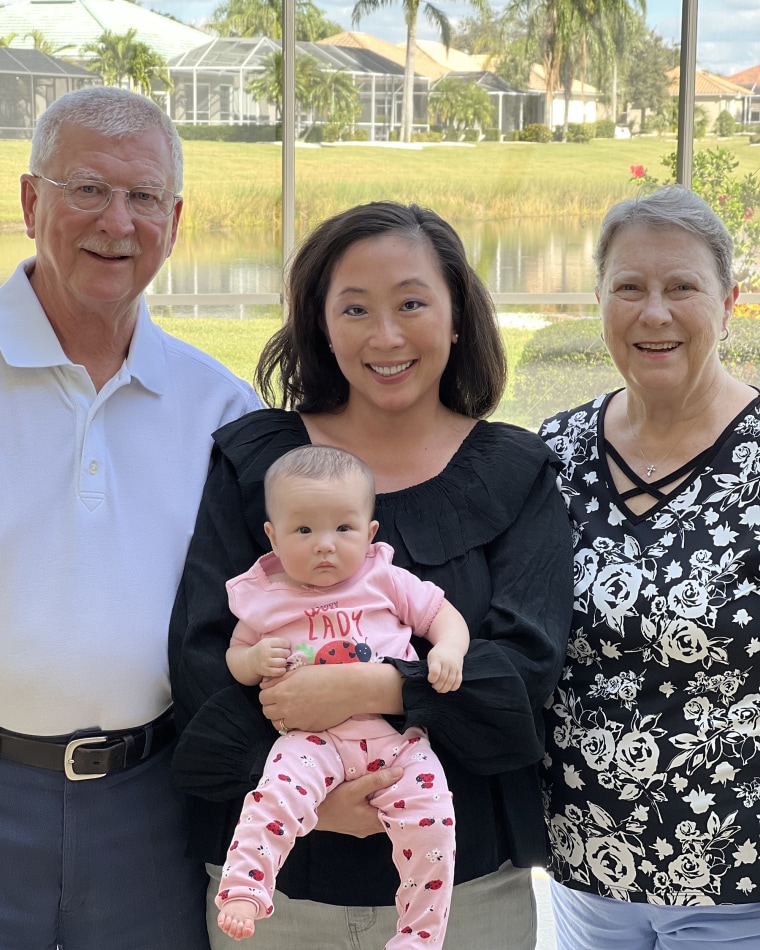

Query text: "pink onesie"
[217, 542, 456, 949]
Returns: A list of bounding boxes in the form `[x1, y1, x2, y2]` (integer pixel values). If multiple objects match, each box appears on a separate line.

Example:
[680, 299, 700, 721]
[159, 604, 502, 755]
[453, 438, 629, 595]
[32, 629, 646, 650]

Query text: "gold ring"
[277, 718, 289, 736]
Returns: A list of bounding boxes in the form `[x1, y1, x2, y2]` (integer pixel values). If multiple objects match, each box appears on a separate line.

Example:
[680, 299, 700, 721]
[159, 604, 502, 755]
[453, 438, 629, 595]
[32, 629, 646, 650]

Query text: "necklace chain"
[625, 407, 700, 479]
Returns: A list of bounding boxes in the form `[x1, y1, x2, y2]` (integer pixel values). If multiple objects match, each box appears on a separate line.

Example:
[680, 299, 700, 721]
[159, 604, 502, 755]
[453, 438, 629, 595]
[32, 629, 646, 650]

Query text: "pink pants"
[217, 726, 455, 949]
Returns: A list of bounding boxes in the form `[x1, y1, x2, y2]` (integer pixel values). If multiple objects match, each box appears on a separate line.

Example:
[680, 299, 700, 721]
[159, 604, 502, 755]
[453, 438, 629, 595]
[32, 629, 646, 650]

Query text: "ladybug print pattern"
[216, 727, 455, 949]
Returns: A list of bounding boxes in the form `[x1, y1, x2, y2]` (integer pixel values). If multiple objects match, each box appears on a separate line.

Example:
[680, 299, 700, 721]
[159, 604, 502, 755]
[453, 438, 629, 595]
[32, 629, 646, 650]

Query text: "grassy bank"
[3, 137, 759, 231]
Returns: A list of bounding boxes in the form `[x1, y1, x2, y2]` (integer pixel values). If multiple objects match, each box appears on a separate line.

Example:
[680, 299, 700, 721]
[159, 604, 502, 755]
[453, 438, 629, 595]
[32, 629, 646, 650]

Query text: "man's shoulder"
[153, 324, 261, 407]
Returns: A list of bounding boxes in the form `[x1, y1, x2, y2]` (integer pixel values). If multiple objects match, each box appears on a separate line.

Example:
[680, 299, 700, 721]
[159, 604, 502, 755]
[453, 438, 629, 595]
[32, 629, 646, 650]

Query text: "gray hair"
[594, 184, 734, 294]
[30, 87, 183, 191]
[264, 445, 375, 514]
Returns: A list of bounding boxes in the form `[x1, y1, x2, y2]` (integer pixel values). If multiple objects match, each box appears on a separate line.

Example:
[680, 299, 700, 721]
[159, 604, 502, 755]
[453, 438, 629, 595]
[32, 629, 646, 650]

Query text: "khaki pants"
[206, 859, 536, 950]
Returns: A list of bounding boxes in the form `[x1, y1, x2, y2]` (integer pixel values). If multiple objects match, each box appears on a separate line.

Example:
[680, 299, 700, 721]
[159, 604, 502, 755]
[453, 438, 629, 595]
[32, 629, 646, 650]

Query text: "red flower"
[744, 207, 754, 220]
[630, 165, 645, 178]
[718, 194, 728, 206]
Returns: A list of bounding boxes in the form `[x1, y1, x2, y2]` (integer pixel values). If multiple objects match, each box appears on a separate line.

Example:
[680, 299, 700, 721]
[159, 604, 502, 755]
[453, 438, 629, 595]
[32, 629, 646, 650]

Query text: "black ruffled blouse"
[169, 409, 573, 906]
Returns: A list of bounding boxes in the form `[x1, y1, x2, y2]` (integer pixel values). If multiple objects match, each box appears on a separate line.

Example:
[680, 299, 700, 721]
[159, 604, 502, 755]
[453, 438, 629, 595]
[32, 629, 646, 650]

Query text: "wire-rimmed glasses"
[34, 175, 180, 218]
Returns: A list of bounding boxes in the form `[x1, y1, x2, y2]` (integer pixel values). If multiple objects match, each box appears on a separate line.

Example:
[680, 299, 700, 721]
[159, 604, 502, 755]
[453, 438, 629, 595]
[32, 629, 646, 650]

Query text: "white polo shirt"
[0, 260, 262, 735]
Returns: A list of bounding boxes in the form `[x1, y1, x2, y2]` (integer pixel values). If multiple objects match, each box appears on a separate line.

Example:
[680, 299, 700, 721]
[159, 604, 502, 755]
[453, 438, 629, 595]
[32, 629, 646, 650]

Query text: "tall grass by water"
[3, 136, 759, 232]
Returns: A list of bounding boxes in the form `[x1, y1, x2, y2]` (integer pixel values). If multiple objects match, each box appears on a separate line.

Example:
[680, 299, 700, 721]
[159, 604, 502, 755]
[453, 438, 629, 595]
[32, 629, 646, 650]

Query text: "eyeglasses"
[34, 175, 180, 218]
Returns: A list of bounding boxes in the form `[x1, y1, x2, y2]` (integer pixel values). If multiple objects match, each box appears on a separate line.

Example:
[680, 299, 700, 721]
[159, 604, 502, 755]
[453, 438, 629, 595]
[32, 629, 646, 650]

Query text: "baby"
[216, 444, 469, 948]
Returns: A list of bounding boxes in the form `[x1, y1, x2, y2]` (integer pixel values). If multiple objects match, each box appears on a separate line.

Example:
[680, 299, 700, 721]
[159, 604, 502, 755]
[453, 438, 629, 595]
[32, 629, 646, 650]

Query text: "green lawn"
[3, 136, 759, 231]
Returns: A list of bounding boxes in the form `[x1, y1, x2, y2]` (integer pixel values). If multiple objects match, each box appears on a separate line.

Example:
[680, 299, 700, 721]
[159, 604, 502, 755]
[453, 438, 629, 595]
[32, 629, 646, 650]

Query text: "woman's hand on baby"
[315, 767, 404, 837]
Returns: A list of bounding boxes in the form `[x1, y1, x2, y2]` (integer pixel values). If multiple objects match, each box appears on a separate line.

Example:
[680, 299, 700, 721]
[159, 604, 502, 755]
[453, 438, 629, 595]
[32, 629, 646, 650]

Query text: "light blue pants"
[551, 879, 760, 950]
[207, 859, 536, 949]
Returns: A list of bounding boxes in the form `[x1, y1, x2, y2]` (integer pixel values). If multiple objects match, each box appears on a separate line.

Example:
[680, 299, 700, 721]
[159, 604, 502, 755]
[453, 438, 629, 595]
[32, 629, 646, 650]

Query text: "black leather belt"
[0, 709, 176, 781]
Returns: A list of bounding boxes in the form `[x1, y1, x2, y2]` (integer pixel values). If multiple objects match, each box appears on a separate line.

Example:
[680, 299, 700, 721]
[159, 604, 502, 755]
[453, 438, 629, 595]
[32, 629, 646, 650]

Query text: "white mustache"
[79, 238, 141, 257]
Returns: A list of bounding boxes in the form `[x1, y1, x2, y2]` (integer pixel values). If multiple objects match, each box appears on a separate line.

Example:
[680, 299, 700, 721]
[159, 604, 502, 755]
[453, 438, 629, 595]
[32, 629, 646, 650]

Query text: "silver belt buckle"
[64, 736, 108, 780]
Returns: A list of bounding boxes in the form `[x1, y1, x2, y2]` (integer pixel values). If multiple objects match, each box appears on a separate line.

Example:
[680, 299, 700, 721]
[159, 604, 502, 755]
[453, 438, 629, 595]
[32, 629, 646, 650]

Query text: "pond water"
[0, 217, 599, 307]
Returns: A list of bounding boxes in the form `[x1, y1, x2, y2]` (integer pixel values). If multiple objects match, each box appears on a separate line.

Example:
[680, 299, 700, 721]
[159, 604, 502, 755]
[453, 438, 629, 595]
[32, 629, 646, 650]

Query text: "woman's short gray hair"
[594, 184, 734, 293]
[30, 87, 183, 191]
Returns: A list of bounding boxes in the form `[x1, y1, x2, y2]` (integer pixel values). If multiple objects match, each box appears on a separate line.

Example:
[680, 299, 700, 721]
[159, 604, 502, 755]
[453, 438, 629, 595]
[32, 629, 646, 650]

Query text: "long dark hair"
[256, 201, 507, 418]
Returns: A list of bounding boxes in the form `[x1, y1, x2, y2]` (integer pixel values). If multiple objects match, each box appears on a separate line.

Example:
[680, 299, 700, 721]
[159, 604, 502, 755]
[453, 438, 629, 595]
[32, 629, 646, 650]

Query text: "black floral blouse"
[541, 391, 760, 905]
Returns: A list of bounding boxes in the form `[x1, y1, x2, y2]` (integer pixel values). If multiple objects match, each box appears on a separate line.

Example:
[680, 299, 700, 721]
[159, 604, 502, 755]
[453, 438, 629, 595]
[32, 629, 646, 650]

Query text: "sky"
[141, 0, 760, 77]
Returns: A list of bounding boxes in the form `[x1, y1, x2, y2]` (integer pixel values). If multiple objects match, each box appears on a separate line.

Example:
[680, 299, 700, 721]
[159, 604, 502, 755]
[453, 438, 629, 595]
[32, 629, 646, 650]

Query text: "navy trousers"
[0, 743, 209, 950]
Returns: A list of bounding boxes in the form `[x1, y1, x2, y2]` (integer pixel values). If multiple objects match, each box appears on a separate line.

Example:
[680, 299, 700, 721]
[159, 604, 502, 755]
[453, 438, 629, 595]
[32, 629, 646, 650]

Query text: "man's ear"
[20, 174, 40, 239]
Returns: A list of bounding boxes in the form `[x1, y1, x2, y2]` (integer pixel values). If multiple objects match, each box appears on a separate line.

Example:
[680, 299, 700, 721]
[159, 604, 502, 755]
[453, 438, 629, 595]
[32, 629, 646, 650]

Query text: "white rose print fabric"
[540, 392, 760, 905]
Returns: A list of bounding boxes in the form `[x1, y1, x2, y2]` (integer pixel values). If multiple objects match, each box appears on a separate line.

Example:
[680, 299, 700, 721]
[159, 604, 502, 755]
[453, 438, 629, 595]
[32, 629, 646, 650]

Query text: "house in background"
[0, 47, 96, 137]
[167, 36, 411, 141]
[0, 0, 209, 62]
[666, 67, 754, 128]
[726, 64, 760, 124]
[327, 32, 544, 134]
[526, 63, 604, 128]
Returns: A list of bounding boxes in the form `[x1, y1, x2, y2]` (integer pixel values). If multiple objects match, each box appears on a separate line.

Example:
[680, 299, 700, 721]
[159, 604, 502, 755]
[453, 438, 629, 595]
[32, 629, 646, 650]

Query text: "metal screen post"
[281, 0, 296, 321]
[676, 0, 698, 188]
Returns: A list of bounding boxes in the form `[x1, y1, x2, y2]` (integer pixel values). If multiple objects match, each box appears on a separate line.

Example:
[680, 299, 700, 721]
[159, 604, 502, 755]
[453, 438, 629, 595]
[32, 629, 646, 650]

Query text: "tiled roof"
[527, 63, 599, 95]
[410, 40, 490, 73]
[727, 64, 760, 89]
[666, 67, 750, 97]
[0, 0, 209, 61]
[322, 31, 447, 79]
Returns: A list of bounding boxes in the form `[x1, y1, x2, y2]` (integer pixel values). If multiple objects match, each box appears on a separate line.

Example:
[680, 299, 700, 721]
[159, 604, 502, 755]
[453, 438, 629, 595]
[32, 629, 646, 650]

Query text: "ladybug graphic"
[295, 785, 308, 796]
[401, 927, 413, 935]
[248, 869, 265, 881]
[416, 773, 435, 789]
[273, 753, 282, 763]
[393, 800, 405, 809]
[229, 840, 239, 851]
[403, 849, 413, 860]
[367, 758, 386, 772]
[325, 776, 335, 787]
[315, 641, 359, 665]
[278, 773, 291, 783]
[418, 931, 431, 939]
[252, 791, 263, 802]
[218, 889, 229, 901]
[359, 739, 368, 752]
[425, 880, 443, 890]
[442, 817, 454, 826]
[266, 820, 284, 836]
[355, 643, 372, 662]
[306, 735, 326, 745]
[419, 817, 435, 827]
[408, 737, 421, 745]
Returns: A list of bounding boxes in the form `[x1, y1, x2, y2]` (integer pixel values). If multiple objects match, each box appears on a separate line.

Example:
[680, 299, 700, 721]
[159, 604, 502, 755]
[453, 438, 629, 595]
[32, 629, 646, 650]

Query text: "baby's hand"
[249, 637, 291, 678]
[427, 643, 464, 693]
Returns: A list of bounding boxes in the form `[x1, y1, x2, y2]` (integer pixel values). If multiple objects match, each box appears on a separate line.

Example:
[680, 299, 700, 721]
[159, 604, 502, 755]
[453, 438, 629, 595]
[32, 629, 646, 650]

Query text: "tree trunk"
[401, 20, 418, 143]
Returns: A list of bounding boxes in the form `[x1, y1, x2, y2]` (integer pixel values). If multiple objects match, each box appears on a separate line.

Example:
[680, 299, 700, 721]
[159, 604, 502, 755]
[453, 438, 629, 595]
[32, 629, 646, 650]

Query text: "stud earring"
[452, 333, 459, 343]
[328, 342, 334, 352]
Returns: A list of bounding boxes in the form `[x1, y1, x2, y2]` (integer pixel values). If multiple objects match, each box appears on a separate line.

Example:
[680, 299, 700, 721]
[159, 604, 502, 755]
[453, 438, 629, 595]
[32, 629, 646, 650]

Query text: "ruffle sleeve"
[375, 422, 574, 775]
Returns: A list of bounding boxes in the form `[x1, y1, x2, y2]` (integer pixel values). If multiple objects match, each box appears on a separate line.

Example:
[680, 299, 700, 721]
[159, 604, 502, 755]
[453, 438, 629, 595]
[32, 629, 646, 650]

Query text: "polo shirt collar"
[0, 258, 166, 395]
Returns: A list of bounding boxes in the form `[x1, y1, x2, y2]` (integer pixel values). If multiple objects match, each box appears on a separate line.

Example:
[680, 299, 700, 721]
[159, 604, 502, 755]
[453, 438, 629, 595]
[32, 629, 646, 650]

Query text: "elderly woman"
[540, 185, 760, 949]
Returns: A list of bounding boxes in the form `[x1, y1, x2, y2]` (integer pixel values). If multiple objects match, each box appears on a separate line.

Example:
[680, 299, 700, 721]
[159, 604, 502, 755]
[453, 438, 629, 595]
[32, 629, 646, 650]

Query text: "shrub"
[411, 130, 444, 143]
[175, 124, 278, 143]
[595, 119, 615, 139]
[519, 123, 552, 143]
[502, 130, 519, 142]
[482, 127, 501, 142]
[714, 110, 736, 137]
[463, 129, 480, 142]
[566, 123, 594, 143]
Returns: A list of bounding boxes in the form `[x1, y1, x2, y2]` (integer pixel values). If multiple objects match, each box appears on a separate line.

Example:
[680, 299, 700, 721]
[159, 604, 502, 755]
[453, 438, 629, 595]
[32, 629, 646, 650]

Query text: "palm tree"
[129, 42, 173, 98]
[83, 29, 138, 86]
[83, 30, 170, 98]
[352, 0, 487, 143]
[0, 33, 19, 47]
[456, 81, 494, 133]
[246, 49, 318, 125]
[24, 29, 74, 55]
[210, 0, 341, 41]
[428, 77, 462, 135]
[308, 67, 361, 137]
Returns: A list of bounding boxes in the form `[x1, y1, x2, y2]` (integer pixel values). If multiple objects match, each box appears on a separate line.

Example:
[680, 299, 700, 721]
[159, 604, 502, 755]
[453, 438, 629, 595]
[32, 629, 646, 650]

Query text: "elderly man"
[0, 87, 261, 949]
